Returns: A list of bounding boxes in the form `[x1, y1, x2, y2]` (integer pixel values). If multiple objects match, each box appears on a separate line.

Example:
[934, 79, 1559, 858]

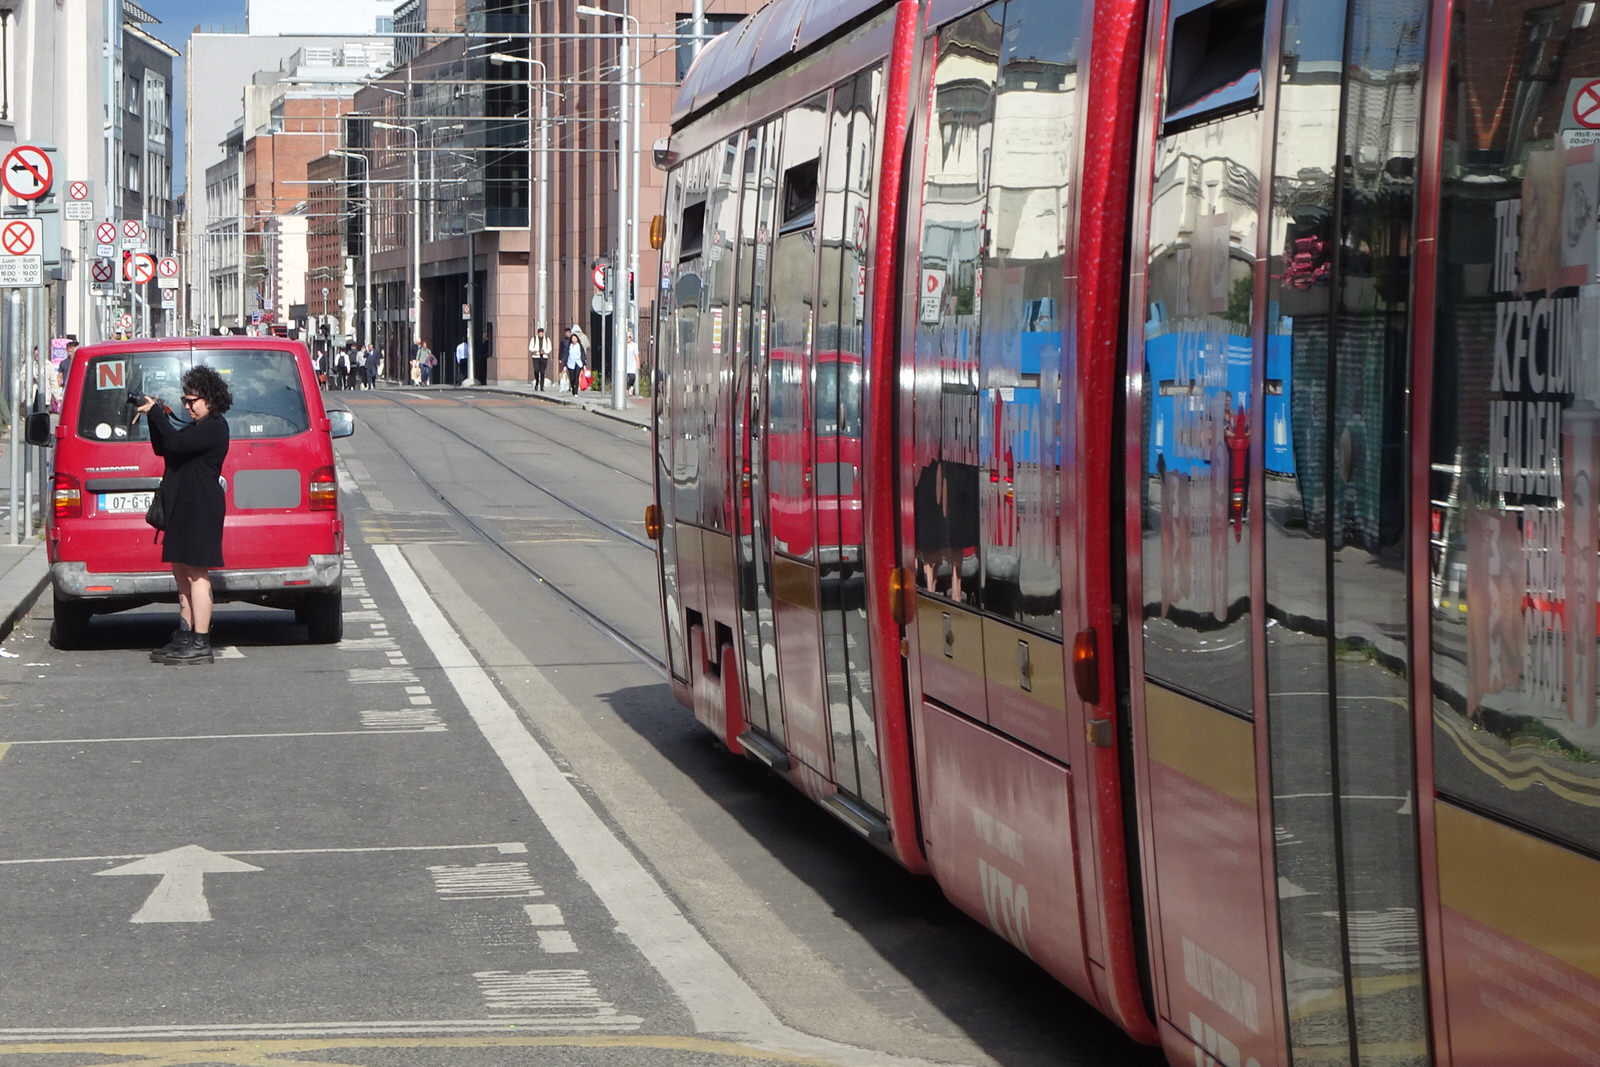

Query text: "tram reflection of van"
[764, 348, 863, 573]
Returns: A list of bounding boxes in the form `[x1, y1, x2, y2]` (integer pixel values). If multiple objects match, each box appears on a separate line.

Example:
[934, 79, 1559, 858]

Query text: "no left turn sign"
[2, 145, 53, 200]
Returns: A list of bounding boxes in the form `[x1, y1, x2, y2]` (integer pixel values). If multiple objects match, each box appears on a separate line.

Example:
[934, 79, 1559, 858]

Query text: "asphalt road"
[0, 390, 1164, 1067]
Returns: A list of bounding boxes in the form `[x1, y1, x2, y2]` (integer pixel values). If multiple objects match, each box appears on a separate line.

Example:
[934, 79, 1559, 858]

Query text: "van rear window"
[205, 351, 310, 438]
[75, 351, 186, 443]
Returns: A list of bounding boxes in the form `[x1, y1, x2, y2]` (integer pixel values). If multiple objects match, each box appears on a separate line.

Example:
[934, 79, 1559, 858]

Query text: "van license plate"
[99, 492, 154, 514]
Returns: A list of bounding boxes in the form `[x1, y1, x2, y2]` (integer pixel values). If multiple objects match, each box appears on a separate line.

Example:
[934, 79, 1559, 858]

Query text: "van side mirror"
[24, 411, 52, 446]
[327, 409, 355, 439]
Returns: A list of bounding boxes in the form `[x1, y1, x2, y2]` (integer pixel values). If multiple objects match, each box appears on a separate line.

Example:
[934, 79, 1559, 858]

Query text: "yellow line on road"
[0, 1035, 836, 1065]
[0, 742, 9, 763]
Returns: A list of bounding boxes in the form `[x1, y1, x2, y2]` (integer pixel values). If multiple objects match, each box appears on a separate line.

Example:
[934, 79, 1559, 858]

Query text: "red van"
[26, 337, 354, 649]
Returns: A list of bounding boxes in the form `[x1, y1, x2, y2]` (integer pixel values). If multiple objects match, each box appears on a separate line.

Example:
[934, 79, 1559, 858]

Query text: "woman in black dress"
[136, 365, 232, 665]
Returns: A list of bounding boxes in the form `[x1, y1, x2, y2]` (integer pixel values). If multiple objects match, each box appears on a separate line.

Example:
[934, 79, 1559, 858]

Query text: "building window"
[144, 71, 167, 140]
[126, 152, 140, 193]
[0, 7, 13, 122]
[126, 75, 140, 115]
[675, 14, 745, 81]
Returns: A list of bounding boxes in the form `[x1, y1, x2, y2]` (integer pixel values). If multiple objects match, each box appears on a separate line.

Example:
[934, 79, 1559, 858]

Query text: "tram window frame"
[679, 199, 707, 260]
[1162, 0, 1267, 133]
[780, 158, 819, 233]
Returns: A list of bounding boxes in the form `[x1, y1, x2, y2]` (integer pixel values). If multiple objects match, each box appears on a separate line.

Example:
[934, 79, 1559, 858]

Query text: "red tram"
[647, 1, 1600, 1063]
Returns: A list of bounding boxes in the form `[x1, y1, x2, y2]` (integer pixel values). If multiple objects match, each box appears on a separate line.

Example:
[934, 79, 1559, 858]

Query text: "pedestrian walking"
[365, 344, 379, 388]
[136, 365, 233, 666]
[529, 326, 551, 390]
[333, 346, 351, 390]
[455, 338, 469, 386]
[625, 329, 639, 394]
[354, 346, 367, 389]
[565, 324, 587, 396]
[418, 341, 436, 385]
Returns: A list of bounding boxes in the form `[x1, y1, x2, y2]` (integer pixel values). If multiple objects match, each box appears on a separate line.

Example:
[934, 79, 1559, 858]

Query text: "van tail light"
[53, 474, 83, 519]
[309, 466, 338, 511]
[644, 503, 662, 541]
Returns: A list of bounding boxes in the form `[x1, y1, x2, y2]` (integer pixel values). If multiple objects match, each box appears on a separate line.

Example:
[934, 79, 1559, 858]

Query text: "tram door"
[732, 120, 787, 753]
[1129, 2, 1430, 1065]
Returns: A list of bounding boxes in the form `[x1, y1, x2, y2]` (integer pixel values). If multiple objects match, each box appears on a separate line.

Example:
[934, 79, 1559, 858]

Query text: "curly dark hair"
[183, 364, 233, 417]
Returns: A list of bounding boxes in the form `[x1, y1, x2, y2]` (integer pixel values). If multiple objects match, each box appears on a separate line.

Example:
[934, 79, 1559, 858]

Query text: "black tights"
[567, 366, 582, 394]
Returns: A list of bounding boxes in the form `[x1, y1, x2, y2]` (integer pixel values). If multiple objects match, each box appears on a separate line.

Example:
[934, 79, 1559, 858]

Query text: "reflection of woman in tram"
[914, 360, 981, 603]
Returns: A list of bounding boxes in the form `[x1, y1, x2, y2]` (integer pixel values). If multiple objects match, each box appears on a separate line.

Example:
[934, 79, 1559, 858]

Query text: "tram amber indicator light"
[644, 504, 662, 541]
[650, 215, 665, 251]
[1072, 629, 1100, 705]
[888, 567, 911, 627]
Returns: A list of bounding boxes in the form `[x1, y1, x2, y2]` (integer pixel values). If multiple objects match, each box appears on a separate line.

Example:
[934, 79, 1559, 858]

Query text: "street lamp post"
[489, 52, 556, 350]
[330, 149, 373, 359]
[374, 119, 421, 367]
[576, 3, 639, 413]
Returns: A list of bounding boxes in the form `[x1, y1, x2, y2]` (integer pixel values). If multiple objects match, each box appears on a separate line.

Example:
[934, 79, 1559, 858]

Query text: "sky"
[147, 0, 249, 195]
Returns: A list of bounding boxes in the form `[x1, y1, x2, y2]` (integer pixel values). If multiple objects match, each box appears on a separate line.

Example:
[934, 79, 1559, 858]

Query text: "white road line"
[376, 544, 941, 1067]
[524, 904, 564, 927]
[3, 728, 441, 746]
[0, 1017, 640, 1041]
[537, 930, 579, 954]
[0, 841, 528, 866]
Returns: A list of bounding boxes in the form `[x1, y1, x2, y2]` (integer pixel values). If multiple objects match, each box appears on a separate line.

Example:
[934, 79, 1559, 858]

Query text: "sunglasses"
[182, 395, 201, 406]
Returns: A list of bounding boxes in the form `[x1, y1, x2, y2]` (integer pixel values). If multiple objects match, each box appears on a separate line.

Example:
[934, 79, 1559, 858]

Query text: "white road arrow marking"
[94, 845, 262, 922]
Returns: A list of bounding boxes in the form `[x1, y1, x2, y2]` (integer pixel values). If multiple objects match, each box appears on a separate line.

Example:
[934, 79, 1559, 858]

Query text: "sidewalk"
[0, 538, 49, 644]
[473, 379, 652, 428]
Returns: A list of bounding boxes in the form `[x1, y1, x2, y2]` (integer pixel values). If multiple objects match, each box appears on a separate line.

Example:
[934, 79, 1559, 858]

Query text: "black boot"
[150, 623, 193, 662]
[161, 631, 213, 666]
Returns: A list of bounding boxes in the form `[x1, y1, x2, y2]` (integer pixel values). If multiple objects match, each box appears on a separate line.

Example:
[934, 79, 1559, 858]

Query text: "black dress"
[149, 407, 229, 568]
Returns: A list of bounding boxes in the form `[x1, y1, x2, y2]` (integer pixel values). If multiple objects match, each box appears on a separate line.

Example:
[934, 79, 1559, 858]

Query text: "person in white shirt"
[625, 330, 639, 394]
[528, 326, 551, 390]
[455, 339, 469, 385]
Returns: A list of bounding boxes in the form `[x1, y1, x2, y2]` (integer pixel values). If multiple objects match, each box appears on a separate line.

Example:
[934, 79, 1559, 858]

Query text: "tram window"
[1163, 0, 1266, 132]
[679, 200, 706, 260]
[912, 3, 1002, 607]
[1430, 11, 1600, 858]
[781, 159, 818, 232]
[970, 0, 1079, 635]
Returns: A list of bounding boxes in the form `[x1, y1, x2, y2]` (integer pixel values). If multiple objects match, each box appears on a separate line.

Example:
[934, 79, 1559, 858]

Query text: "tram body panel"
[1142, 687, 1279, 1067]
[912, 699, 1097, 1008]
[1434, 804, 1600, 1066]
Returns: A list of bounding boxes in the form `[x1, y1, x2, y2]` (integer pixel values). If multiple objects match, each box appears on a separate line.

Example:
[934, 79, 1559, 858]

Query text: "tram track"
[389, 388, 653, 488]
[353, 394, 667, 675]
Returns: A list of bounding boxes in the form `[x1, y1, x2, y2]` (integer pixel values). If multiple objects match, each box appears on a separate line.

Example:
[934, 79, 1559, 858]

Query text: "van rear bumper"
[52, 555, 343, 600]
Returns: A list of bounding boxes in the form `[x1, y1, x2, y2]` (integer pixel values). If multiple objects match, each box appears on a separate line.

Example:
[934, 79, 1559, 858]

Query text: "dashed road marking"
[338, 636, 400, 653]
[428, 861, 543, 899]
[360, 708, 445, 731]
[473, 970, 634, 1027]
[348, 666, 419, 685]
